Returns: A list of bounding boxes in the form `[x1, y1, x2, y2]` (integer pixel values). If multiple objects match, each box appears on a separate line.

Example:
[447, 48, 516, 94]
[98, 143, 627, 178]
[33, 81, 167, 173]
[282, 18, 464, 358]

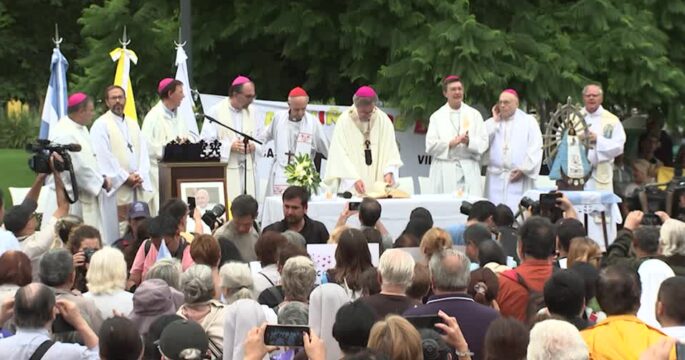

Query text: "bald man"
[579, 84, 626, 191]
[484, 89, 543, 211]
[258, 87, 329, 196]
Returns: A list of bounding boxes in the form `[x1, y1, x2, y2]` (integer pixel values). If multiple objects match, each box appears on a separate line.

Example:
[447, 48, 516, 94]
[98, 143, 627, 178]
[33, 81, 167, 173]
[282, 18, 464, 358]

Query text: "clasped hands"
[231, 139, 256, 154]
[449, 131, 469, 148]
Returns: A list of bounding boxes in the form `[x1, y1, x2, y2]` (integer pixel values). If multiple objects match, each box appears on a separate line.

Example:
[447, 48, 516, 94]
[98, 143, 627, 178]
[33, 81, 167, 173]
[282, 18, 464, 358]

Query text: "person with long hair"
[324, 228, 373, 299]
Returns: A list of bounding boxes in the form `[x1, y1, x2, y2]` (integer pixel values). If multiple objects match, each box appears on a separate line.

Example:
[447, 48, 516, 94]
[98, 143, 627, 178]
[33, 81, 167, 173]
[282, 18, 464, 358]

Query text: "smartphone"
[349, 201, 361, 211]
[264, 325, 310, 347]
[404, 315, 445, 334]
[539, 192, 563, 222]
[676, 342, 685, 360]
[187, 196, 196, 214]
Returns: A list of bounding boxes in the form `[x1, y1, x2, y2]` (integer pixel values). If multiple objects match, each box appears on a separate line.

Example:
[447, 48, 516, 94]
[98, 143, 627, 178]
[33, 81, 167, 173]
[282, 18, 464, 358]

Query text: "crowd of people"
[1, 173, 685, 359]
[1, 73, 684, 359]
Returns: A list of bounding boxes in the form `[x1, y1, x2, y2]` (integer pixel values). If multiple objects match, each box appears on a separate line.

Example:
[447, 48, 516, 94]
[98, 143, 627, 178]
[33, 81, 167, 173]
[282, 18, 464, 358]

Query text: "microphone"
[337, 191, 352, 199]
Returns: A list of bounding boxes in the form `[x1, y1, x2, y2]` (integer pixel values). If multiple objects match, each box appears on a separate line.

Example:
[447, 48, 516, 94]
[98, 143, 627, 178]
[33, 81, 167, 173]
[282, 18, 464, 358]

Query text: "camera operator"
[65, 225, 103, 294]
[445, 200, 496, 246]
[40, 93, 118, 245]
[5, 154, 68, 280]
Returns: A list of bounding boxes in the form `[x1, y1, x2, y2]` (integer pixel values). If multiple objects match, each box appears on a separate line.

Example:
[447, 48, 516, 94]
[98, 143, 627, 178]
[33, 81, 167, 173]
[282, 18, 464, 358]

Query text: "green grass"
[0, 149, 35, 209]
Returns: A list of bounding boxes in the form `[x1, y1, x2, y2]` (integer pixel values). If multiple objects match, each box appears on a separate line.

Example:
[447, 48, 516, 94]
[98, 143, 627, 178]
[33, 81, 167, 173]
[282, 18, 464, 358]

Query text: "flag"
[156, 239, 172, 262]
[174, 44, 200, 140]
[110, 47, 138, 120]
[39, 48, 68, 139]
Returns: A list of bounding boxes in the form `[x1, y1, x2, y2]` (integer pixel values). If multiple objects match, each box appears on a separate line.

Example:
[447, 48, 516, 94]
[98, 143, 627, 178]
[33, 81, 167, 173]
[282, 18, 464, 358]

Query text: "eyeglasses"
[108, 95, 125, 101]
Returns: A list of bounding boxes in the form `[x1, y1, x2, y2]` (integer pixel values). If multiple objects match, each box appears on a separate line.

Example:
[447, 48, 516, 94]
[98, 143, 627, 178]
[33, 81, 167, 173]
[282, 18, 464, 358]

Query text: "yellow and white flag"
[110, 47, 138, 120]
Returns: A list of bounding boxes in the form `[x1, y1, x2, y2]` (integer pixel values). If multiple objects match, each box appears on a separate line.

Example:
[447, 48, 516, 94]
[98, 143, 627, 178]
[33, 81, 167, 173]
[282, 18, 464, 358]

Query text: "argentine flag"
[156, 239, 173, 262]
[39, 48, 68, 139]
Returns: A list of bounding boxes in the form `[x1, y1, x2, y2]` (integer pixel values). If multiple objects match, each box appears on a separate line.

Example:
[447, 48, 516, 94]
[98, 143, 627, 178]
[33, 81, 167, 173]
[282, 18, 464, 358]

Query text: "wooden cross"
[285, 150, 295, 164]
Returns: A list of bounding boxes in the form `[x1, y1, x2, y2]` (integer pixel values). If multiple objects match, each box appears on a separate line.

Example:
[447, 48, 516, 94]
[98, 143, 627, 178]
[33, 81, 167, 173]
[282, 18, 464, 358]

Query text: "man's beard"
[112, 105, 124, 116]
[286, 215, 302, 225]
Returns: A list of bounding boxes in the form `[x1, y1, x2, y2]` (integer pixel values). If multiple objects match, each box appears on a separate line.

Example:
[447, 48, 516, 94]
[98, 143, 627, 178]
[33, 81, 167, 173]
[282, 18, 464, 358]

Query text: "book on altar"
[365, 181, 410, 199]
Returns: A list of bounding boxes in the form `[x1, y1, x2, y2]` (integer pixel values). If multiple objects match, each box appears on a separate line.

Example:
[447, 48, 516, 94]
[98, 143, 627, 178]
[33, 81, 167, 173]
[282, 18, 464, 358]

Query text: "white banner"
[200, 94, 432, 198]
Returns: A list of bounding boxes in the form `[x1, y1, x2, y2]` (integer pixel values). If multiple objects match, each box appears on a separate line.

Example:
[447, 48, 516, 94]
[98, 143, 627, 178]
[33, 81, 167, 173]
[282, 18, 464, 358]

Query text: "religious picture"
[178, 181, 227, 214]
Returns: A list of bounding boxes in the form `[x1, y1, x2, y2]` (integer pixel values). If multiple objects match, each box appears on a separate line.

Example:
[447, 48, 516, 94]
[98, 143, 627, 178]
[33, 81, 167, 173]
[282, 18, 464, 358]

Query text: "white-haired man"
[579, 84, 626, 191]
[324, 86, 403, 195]
[360, 249, 416, 318]
[484, 89, 543, 211]
[259, 87, 330, 196]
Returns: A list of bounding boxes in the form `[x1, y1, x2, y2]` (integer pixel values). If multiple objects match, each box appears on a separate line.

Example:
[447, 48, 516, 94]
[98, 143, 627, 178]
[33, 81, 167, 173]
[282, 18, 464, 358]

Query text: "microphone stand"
[198, 113, 263, 195]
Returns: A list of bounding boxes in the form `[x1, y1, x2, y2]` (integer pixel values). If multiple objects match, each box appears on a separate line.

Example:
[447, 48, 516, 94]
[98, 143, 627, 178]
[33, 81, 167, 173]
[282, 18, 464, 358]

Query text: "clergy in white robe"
[258, 87, 330, 196]
[141, 78, 190, 215]
[579, 84, 626, 192]
[200, 75, 260, 201]
[91, 85, 152, 221]
[426, 75, 488, 196]
[42, 93, 119, 244]
[484, 89, 543, 212]
[324, 86, 403, 195]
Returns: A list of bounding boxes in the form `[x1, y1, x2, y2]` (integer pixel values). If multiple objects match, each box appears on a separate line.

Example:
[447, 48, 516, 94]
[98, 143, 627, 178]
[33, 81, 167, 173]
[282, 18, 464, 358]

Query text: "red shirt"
[496, 258, 554, 321]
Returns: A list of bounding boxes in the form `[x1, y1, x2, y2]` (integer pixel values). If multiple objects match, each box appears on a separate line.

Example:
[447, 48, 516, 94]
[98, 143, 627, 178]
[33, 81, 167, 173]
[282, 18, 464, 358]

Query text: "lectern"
[158, 162, 228, 206]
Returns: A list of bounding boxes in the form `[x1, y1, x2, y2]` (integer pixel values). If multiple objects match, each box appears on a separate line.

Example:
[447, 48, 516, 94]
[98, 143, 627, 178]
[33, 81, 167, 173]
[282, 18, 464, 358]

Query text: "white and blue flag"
[39, 48, 68, 139]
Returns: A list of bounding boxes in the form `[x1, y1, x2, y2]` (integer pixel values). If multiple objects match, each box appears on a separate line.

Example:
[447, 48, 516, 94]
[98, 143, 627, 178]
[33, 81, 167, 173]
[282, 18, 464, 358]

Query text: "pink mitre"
[232, 75, 251, 86]
[158, 78, 174, 94]
[355, 85, 377, 98]
[67, 92, 87, 107]
[502, 88, 518, 98]
[443, 75, 460, 82]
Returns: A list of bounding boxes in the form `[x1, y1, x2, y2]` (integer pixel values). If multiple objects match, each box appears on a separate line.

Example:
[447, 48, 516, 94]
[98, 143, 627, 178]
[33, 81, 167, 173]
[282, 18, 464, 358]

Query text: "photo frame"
[177, 179, 227, 212]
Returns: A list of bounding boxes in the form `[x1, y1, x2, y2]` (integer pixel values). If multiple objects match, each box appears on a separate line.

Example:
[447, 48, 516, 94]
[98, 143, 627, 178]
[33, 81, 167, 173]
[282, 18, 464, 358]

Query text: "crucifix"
[364, 140, 372, 165]
[285, 150, 295, 164]
[127, 143, 133, 152]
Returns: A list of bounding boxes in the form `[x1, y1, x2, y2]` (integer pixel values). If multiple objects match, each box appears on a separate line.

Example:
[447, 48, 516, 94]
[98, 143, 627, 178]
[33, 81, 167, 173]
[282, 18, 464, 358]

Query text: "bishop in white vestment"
[91, 85, 152, 221]
[579, 84, 626, 192]
[484, 89, 543, 212]
[426, 75, 488, 196]
[43, 93, 119, 244]
[141, 78, 190, 215]
[324, 86, 403, 195]
[200, 75, 260, 201]
[259, 87, 330, 196]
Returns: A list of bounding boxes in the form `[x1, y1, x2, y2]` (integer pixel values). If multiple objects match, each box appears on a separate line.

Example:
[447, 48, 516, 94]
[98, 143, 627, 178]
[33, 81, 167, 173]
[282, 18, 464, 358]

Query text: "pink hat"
[67, 92, 87, 107]
[288, 86, 308, 97]
[502, 88, 518, 97]
[232, 75, 251, 86]
[158, 78, 174, 94]
[354, 86, 377, 98]
[443, 75, 461, 82]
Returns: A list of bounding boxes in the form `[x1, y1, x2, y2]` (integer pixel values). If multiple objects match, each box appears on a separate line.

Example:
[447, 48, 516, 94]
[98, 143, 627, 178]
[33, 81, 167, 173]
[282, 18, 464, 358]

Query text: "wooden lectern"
[158, 162, 228, 205]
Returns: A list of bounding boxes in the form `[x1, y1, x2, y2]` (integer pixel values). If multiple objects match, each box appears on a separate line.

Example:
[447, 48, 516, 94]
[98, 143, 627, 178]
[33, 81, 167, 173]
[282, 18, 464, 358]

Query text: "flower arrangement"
[285, 153, 321, 195]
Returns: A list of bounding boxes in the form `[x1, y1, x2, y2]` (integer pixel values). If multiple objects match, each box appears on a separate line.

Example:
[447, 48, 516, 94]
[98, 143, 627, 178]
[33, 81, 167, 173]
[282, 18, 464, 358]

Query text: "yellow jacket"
[581, 315, 674, 360]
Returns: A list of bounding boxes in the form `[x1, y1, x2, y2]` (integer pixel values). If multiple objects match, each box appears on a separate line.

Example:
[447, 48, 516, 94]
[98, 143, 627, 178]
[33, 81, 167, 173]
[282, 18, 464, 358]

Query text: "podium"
[158, 162, 229, 206]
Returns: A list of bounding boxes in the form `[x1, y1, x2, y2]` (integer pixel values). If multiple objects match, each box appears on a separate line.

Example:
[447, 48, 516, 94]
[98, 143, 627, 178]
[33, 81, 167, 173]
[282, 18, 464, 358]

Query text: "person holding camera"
[0, 283, 100, 359]
[65, 225, 103, 294]
[5, 153, 69, 280]
[39, 248, 104, 344]
[41, 92, 118, 245]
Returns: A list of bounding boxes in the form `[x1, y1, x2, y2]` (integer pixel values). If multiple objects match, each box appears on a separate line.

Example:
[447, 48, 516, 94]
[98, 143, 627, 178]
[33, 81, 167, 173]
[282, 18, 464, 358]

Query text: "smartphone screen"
[539, 192, 563, 222]
[264, 325, 310, 347]
[404, 315, 445, 334]
[349, 202, 361, 211]
[187, 196, 196, 214]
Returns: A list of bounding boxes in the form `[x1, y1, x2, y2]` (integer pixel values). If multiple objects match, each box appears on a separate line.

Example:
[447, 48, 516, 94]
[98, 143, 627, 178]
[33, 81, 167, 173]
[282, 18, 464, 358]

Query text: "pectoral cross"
[285, 150, 295, 164]
[364, 140, 372, 166]
[127, 143, 133, 152]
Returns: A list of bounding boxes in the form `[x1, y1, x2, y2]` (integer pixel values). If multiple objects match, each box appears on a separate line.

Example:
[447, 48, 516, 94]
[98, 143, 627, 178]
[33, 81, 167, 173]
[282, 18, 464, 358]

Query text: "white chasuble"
[46, 117, 119, 244]
[324, 106, 403, 195]
[91, 110, 152, 208]
[484, 109, 543, 211]
[141, 101, 190, 215]
[581, 106, 625, 191]
[259, 110, 330, 196]
[425, 102, 488, 196]
[200, 99, 259, 201]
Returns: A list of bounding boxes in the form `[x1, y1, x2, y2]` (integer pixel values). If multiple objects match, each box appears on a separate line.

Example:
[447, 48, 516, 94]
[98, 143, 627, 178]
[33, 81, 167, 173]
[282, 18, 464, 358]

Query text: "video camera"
[520, 192, 563, 223]
[26, 139, 80, 203]
[26, 139, 80, 174]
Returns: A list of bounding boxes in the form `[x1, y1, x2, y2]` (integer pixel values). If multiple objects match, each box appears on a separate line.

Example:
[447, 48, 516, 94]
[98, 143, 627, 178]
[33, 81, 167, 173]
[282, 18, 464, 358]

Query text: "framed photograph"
[177, 180, 227, 213]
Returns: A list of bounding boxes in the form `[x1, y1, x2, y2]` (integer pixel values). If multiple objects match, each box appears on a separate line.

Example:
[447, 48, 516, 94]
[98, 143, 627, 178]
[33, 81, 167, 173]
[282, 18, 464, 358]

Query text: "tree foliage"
[4, 0, 685, 128]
